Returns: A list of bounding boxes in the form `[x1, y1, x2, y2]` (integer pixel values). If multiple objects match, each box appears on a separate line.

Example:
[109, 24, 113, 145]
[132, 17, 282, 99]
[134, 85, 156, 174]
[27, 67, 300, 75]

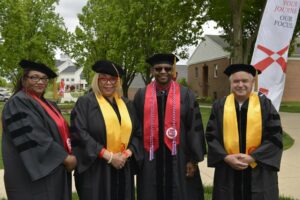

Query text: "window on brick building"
[195, 67, 198, 78]
[214, 64, 218, 78]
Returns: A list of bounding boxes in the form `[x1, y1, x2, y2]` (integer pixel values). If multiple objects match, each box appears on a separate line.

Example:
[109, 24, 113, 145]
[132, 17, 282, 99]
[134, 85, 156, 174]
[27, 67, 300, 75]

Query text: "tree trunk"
[122, 84, 129, 98]
[230, 0, 245, 64]
[141, 66, 153, 85]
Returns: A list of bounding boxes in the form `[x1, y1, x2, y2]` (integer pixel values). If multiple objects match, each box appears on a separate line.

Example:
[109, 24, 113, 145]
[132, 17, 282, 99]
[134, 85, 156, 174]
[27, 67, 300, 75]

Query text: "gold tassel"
[172, 55, 177, 80]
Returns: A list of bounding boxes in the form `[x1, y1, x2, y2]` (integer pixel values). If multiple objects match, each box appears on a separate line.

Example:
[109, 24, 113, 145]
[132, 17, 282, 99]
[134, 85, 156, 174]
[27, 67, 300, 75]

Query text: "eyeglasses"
[154, 67, 172, 73]
[26, 76, 49, 83]
[98, 77, 118, 84]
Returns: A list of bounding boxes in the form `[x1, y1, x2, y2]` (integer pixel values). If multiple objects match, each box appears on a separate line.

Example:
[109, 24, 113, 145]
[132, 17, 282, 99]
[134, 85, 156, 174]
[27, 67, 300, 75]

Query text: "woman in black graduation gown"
[70, 60, 142, 200]
[2, 60, 77, 200]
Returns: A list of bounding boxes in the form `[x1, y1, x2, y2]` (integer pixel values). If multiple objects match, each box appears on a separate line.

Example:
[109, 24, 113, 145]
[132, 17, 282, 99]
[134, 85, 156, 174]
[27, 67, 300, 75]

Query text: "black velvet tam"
[19, 60, 57, 79]
[224, 64, 261, 77]
[146, 53, 179, 66]
[92, 60, 124, 77]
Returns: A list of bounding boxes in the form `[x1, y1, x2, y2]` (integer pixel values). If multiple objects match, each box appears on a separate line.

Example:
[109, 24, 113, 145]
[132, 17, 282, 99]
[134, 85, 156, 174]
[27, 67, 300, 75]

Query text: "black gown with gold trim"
[70, 92, 143, 200]
[206, 94, 283, 200]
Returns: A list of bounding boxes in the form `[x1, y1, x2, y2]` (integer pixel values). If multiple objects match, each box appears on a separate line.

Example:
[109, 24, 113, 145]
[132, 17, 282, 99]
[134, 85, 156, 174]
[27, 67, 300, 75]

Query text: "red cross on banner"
[259, 87, 269, 96]
[253, 44, 289, 73]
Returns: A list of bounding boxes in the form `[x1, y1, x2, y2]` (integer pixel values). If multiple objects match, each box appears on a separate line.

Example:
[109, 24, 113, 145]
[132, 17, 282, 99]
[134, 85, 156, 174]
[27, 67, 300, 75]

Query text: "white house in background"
[55, 54, 88, 91]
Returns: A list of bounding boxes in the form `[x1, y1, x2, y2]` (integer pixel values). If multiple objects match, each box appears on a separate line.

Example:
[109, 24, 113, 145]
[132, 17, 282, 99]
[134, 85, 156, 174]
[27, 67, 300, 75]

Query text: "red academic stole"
[144, 81, 180, 160]
[27, 92, 72, 154]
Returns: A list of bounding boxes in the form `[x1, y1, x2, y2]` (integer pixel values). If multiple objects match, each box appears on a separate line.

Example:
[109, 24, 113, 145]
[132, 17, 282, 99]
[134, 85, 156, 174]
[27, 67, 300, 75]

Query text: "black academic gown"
[206, 94, 283, 200]
[70, 92, 143, 200]
[134, 85, 206, 200]
[1, 91, 71, 200]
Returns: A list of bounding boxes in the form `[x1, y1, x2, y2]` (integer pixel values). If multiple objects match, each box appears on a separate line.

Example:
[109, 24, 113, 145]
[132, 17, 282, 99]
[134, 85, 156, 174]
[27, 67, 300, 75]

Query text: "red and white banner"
[251, 0, 300, 111]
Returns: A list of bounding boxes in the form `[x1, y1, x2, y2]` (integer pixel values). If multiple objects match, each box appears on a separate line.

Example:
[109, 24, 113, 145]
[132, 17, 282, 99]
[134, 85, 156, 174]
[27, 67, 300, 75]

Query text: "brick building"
[187, 35, 300, 101]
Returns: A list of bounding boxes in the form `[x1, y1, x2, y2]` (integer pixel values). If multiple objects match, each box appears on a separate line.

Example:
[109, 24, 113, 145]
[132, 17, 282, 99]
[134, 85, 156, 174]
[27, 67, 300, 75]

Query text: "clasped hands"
[63, 154, 77, 172]
[186, 161, 198, 178]
[104, 149, 132, 170]
[224, 153, 255, 170]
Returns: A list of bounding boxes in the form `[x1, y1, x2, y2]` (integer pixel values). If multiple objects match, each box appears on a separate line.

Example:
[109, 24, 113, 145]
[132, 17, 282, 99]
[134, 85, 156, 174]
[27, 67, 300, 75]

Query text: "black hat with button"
[92, 60, 124, 77]
[19, 60, 57, 79]
[146, 53, 179, 66]
[224, 64, 261, 77]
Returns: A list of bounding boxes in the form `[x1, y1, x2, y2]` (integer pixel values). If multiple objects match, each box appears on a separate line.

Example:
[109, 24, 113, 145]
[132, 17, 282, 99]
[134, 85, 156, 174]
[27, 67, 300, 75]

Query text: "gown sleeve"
[250, 97, 283, 171]
[205, 99, 228, 167]
[2, 95, 68, 181]
[70, 95, 104, 173]
[184, 89, 206, 163]
[124, 98, 143, 171]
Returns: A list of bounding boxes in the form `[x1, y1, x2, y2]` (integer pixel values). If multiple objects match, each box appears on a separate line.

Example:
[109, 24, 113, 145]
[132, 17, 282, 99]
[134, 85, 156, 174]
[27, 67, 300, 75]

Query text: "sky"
[55, 0, 87, 32]
[55, 0, 222, 64]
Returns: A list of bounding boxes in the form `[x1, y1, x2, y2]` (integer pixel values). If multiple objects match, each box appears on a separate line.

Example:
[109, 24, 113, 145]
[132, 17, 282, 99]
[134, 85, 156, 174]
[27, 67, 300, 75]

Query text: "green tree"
[0, 0, 69, 86]
[0, 77, 7, 87]
[70, 0, 206, 97]
[203, 0, 266, 63]
[203, 0, 300, 63]
[177, 77, 189, 88]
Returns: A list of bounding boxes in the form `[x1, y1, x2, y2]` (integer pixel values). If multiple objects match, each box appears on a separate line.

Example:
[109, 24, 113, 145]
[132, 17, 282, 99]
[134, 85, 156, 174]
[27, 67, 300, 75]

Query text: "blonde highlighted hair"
[91, 73, 123, 97]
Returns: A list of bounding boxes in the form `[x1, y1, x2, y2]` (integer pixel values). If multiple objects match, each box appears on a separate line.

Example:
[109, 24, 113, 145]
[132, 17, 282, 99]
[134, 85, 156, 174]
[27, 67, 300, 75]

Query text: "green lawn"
[283, 131, 294, 150]
[280, 101, 300, 113]
[200, 107, 210, 129]
[72, 193, 79, 200]
[203, 185, 296, 200]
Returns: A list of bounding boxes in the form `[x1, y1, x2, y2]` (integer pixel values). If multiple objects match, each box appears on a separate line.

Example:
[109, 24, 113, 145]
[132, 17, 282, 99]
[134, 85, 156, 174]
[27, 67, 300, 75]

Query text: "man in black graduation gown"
[134, 53, 206, 200]
[206, 64, 283, 200]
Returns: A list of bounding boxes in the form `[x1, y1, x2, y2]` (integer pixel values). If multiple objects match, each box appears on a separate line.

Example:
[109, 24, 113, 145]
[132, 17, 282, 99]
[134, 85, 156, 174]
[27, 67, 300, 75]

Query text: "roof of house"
[176, 64, 187, 80]
[55, 60, 65, 67]
[80, 71, 85, 79]
[187, 35, 230, 66]
[60, 65, 78, 74]
[130, 73, 145, 88]
[188, 34, 300, 64]
[207, 35, 229, 49]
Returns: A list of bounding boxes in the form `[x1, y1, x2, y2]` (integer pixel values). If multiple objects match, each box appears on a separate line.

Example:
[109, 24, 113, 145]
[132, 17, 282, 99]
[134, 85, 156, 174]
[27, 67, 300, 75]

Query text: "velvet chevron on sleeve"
[2, 91, 71, 200]
[205, 94, 283, 200]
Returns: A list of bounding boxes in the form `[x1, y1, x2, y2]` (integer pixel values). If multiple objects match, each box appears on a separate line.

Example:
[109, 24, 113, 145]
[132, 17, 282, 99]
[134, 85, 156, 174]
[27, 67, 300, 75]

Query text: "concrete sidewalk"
[278, 112, 300, 199]
[0, 112, 299, 199]
[199, 112, 300, 200]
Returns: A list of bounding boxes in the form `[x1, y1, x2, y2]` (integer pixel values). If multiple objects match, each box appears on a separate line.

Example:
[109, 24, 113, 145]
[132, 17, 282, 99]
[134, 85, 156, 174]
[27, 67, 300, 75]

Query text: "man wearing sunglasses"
[134, 53, 206, 200]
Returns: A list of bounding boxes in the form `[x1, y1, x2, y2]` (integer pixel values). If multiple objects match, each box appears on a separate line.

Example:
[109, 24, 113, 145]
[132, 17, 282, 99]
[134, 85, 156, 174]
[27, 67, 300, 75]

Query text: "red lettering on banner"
[283, 0, 298, 7]
[275, 4, 298, 13]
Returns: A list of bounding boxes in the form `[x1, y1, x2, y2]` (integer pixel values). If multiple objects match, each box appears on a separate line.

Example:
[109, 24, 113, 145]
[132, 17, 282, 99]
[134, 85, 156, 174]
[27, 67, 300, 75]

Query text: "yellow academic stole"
[223, 93, 262, 168]
[96, 94, 132, 153]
